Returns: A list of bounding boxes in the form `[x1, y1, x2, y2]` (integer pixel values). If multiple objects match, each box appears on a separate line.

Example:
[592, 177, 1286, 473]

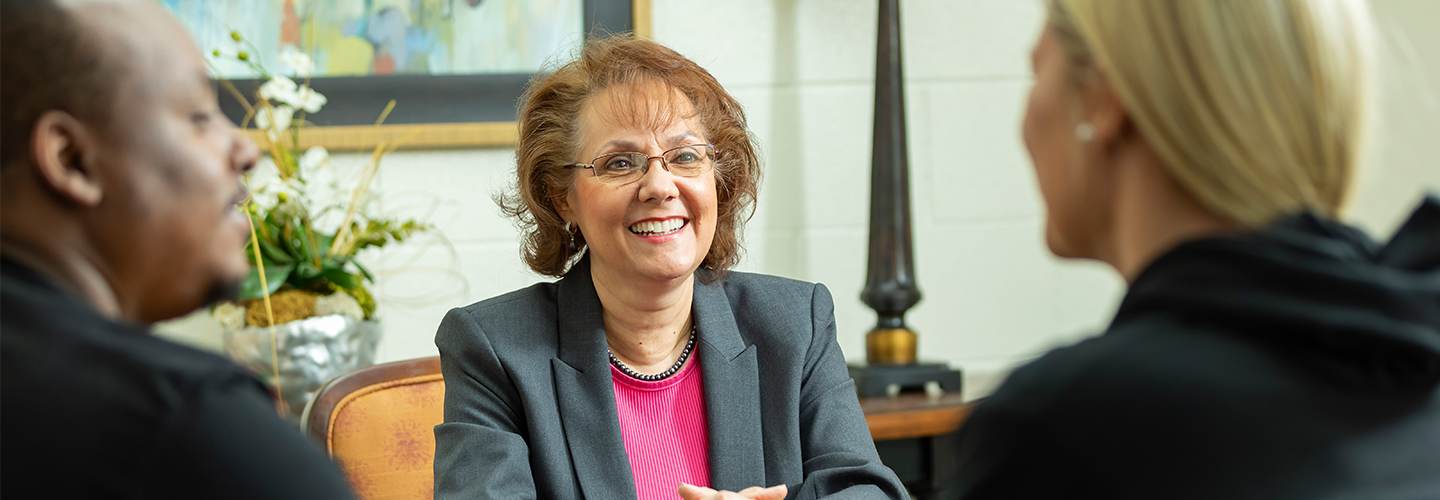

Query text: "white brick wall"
[160, 0, 1439, 399]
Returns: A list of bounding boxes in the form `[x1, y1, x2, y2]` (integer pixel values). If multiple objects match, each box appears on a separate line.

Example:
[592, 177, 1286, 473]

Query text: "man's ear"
[30, 110, 104, 207]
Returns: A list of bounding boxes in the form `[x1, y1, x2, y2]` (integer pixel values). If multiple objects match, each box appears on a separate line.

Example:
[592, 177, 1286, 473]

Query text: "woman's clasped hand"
[678, 483, 788, 500]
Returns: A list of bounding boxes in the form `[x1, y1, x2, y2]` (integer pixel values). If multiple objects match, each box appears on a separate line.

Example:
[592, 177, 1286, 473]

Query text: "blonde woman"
[954, 0, 1440, 498]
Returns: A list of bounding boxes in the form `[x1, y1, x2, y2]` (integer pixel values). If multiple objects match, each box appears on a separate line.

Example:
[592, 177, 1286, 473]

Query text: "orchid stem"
[244, 202, 284, 416]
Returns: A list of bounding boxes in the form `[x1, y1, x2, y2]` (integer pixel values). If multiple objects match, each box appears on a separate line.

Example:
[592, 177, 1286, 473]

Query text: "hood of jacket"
[1112, 195, 1440, 394]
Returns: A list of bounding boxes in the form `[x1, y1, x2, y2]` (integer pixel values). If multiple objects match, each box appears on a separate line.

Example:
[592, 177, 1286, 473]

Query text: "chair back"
[303, 356, 445, 500]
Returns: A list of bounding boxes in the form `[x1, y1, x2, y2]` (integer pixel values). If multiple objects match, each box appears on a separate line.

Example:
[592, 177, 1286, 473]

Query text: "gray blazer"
[433, 258, 906, 499]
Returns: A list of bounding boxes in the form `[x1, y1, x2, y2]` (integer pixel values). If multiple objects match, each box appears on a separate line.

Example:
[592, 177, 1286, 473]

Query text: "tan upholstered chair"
[303, 356, 445, 500]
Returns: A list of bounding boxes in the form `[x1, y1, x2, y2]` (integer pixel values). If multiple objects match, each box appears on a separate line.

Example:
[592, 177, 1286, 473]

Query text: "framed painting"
[163, 0, 651, 150]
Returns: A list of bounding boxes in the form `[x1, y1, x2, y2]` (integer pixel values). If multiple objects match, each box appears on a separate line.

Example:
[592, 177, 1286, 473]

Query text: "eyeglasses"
[566, 143, 717, 185]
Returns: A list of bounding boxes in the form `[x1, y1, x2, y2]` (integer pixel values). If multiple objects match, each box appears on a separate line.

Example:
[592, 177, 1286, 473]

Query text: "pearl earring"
[1075, 123, 1095, 142]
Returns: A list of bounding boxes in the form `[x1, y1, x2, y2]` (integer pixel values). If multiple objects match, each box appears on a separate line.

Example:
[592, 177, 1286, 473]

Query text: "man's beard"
[202, 277, 244, 306]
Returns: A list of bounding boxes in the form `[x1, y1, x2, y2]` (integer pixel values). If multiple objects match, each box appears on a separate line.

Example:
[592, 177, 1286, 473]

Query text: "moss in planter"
[244, 289, 322, 327]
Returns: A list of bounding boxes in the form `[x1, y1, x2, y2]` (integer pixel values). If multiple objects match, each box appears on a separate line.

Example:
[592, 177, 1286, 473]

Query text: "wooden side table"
[862, 393, 975, 500]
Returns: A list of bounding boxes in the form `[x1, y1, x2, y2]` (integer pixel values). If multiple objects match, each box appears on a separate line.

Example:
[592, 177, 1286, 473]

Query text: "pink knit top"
[611, 351, 711, 500]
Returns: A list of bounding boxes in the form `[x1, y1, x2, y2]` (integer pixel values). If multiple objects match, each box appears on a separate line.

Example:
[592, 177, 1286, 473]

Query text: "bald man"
[0, 1, 355, 498]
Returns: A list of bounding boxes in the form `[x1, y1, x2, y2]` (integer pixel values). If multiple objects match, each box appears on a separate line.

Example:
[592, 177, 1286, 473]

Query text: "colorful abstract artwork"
[160, 0, 584, 79]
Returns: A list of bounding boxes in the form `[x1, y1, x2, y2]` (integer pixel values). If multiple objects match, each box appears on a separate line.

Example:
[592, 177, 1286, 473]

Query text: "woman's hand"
[677, 482, 788, 500]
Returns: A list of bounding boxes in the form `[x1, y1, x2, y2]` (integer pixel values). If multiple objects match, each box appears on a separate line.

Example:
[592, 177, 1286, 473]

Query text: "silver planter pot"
[223, 314, 381, 422]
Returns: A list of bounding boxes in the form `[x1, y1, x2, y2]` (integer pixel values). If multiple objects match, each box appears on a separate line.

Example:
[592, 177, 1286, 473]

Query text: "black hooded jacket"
[953, 196, 1440, 499]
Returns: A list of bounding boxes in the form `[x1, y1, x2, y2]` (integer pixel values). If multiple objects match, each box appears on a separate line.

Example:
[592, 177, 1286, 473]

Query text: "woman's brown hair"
[497, 34, 761, 280]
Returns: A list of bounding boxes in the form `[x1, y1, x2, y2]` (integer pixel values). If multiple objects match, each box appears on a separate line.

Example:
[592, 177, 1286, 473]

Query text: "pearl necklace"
[608, 326, 697, 382]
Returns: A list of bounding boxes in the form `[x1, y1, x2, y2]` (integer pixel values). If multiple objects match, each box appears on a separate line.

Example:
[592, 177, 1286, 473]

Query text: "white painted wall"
[160, 0, 1439, 400]
[1352, 0, 1440, 235]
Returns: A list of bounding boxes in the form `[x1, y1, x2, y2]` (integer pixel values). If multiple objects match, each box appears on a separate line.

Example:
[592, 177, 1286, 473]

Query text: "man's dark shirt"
[954, 196, 1440, 499]
[1, 257, 356, 499]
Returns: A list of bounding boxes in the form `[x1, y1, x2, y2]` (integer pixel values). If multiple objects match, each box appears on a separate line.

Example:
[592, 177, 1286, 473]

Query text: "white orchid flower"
[245, 157, 279, 192]
[254, 177, 303, 214]
[258, 76, 299, 103]
[257, 75, 324, 114]
[298, 146, 331, 173]
[279, 49, 314, 78]
[298, 148, 348, 232]
[254, 104, 295, 137]
[244, 157, 284, 207]
[247, 156, 280, 182]
[293, 86, 328, 114]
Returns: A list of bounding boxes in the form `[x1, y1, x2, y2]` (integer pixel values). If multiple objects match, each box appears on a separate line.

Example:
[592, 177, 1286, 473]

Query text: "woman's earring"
[564, 221, 576, 249]
[1075, 122, 1096, 143]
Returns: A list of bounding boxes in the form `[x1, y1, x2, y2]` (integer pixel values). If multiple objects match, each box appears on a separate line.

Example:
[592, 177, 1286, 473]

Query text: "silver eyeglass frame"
[564, 143, 718, 184]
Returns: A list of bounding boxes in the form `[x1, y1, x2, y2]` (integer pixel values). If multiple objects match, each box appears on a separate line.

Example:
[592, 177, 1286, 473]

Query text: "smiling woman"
[504, 42, 759, 280]
[431, 35, 907, 500]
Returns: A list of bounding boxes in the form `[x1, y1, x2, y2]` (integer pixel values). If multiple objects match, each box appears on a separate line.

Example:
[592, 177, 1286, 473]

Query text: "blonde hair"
[1047, 0, 1378, 226]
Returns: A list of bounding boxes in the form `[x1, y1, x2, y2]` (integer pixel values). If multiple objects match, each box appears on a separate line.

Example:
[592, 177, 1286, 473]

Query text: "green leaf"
[348, 217, 429, 253]
[263, 212, 285, 234]
[319, 258, 344, 274]
[319, 267, 359, 289]
[294, 261, 320, 280]
[283, 225, 313, 263]
[257, 238, 295, 265]
[350, 258, 375, 283]
[240, 263, 294, 300]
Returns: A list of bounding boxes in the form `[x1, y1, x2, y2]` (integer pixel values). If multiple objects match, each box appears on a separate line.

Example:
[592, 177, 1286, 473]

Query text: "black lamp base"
[848, 362, 963, 397]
